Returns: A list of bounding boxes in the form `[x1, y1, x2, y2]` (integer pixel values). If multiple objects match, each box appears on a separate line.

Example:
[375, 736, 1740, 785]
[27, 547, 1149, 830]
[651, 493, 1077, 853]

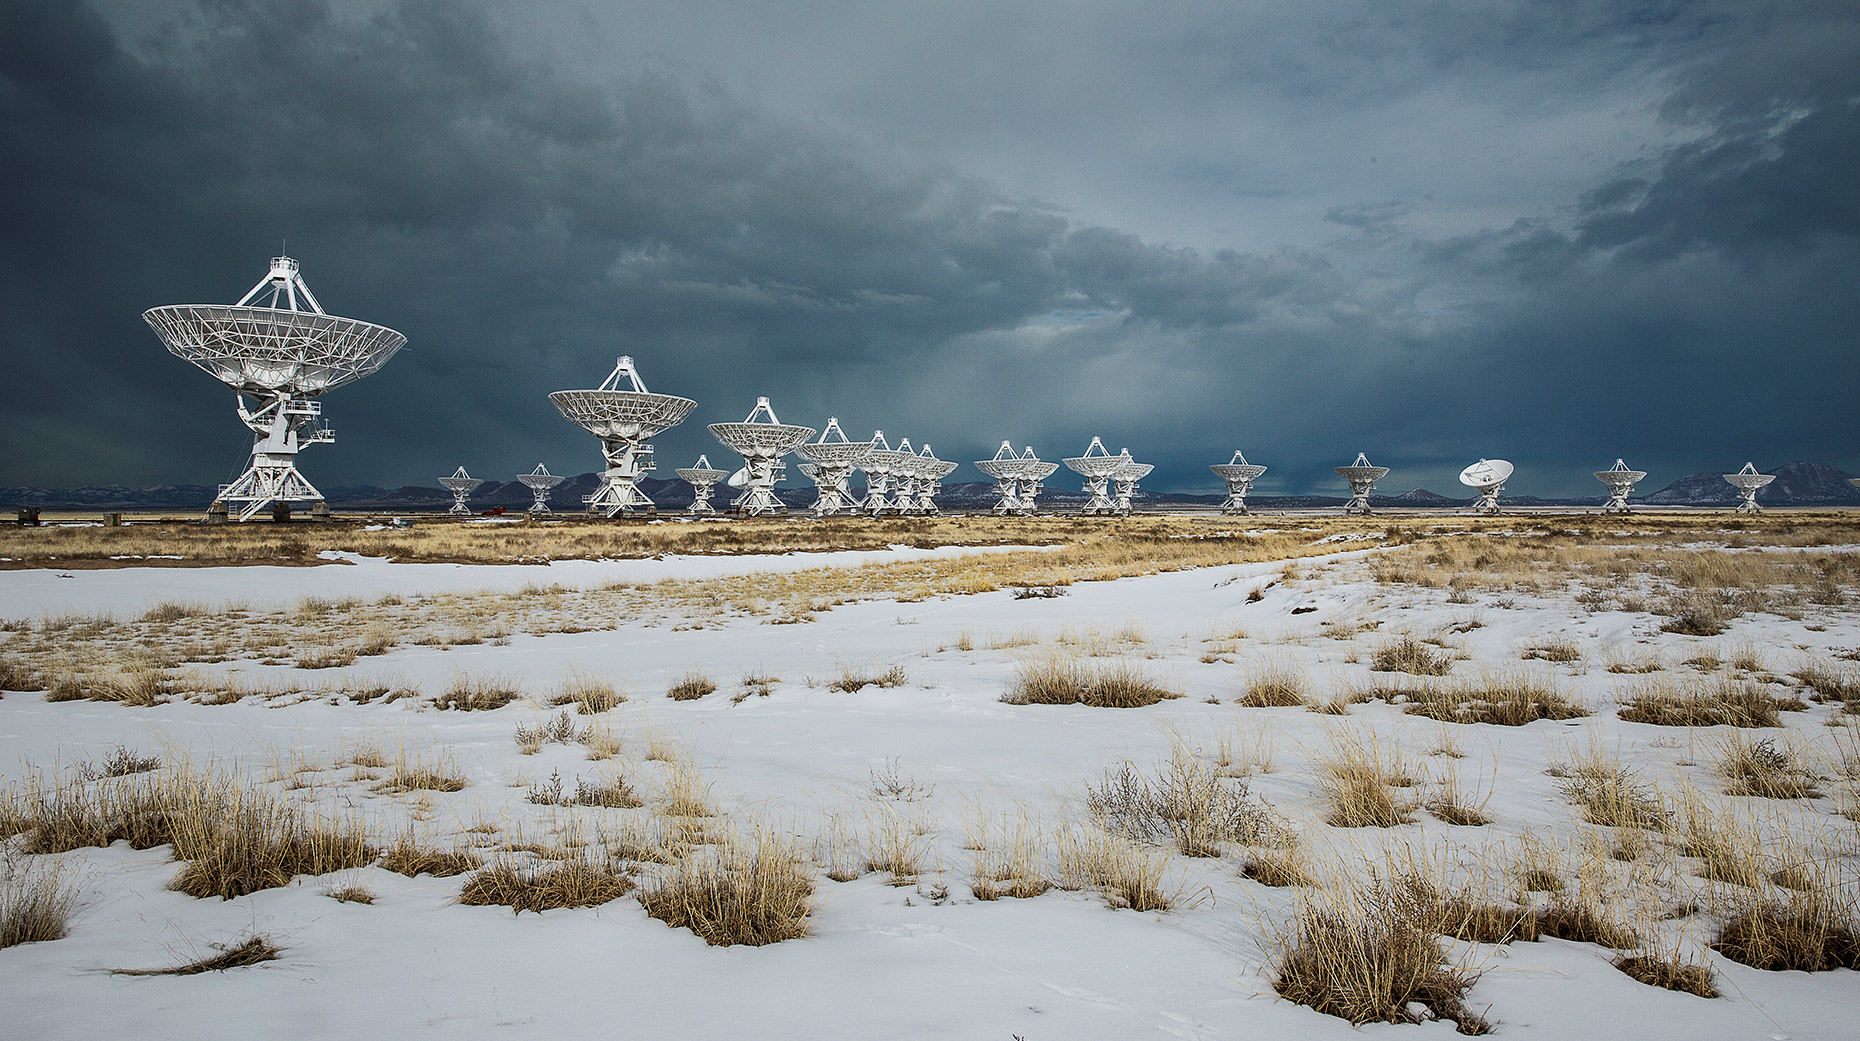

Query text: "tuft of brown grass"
[1711, 894, 1860, 972]
[1401, 673, 1589, 726]
[460, 853, 635, 914]
[638, 829, 814, 946]
[1002, 654, 1179, 708]
[1241, 841, 1315, 888]
[1, 853, 78, 949]
[1521, 640, 1581, 664]
[1436, 899, 1539, 945]
[1716, 734, 1820, 799]
[380, 833, 477, 878]
[1537, 895, 1640, 949]
[1552, 746, 1670, 831]
[828, 662, 909, 693]
[1794, 661, 1860, 710]
[433, 672, 521, 711]
[1054, 824, 1172, 911]
[1371, 636, 1454, 677]
[1617, 676, 1794, 728]
[1235, 663, 1311, 708]
[376, 750, 468, 794]
[114, 934, 282, 976]
[1317, 731, 1419, 829]
[550, 669, 623, 714]
[1614, 953, 1717, 997]
[326, 884, 375, 904]
[1085, 746, 1289, 857]
[667, 671, 718, 701]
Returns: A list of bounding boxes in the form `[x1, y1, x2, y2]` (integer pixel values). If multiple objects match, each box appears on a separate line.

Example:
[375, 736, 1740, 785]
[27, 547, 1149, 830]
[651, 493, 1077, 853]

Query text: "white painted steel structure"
[1064, 437, 1124, 515]
[1018, 448, 1058, 515]
[915, 445, 957, 515]
[709, 398, 815, 516]
[143, 255, 407, 521]
[797, 418, 875, 516]
[676, 455, 729, 516]
[1334, 452, 1390, 515]
[975, 441, 1029, 515]
[517, 464, 564, 515]
[859, 432, 902, 516]
[439, 466, 483, 515]
[1210, 451, 1268, 515]
[550, 357, 696, 517]
[1594, 459, 1646, 515]
[889, 438, 924, 515]
[1724, 462, 1776, 514]
[1458, 458, 1514, 515]
[1110, 452, 1152, 516]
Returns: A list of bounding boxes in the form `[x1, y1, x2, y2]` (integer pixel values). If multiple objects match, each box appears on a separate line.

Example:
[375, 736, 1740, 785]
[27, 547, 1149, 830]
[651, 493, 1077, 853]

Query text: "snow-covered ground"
[1, 543, 1856, 1040]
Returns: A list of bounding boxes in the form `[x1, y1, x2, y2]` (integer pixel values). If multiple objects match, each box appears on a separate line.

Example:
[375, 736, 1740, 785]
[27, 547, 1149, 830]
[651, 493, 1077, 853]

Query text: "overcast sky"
[2, 0, 1855, 497]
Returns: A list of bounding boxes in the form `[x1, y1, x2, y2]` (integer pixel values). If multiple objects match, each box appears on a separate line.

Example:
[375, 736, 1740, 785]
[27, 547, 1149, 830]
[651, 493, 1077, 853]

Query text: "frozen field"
[2, 524, 1857, 1040]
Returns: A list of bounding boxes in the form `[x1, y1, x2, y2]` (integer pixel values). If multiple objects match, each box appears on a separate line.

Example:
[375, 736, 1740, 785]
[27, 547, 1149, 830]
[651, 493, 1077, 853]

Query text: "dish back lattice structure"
[1017, 448, 1059, 515]
[143, 255, 407, 521]
[1210, 451, 1268, 515]
[676, 455, 729, 516]
[888, 438, 924, 515]
[517, 464, 564, 515]
[1723, 462, 1776, 514]
[975, 441, 1030, 515]
[1334, 453, 1390, 515]
[915, 445, 958, 515]
[439, 466, 483, 515]
[797, 418, 875, 516]
[1064, 437, 1125, 515]
[550, 357, 696, 517]
[859, 432, 903, 516]
[1594, 459, 1646, 515]
[709, 398, 816, 516]
[1458, 458, 1514, 515]
[1109, 451, 1152, 516]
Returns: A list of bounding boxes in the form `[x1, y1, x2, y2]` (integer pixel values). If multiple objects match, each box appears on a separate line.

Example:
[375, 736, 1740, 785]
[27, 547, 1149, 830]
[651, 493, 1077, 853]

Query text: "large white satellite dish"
[1722, 462, 1775, 514]
[1593, 459, 1646, 515]
[1457, 458, 1514, 515]
[1334, 452, 1390, 516]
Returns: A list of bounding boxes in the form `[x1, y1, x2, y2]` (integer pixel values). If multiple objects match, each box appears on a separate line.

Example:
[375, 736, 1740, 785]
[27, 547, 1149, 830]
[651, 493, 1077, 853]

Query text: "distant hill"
[1642, 462, 1860, 507]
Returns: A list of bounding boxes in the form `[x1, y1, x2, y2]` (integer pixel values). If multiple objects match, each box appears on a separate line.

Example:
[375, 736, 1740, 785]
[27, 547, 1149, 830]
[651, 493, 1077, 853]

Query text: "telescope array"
[1723, 462, 1776, 514]
[675, 455, 729, 515]
[550, 356, 696, 517]
[517, 463, 564, 515]
[916, 446, 958, 515]
[1210, 451, 1268, 515]
[439, 466, 483, 515]
[797, 418, 875, 516]
[1109, 451, 1153, 516]
[1335, 453, 1390, 516]
[859, 432, 902, 516]
[708, 398, 816, 516]
[1064, 438, 1126, 515]
[1594, 459, 1647, 515]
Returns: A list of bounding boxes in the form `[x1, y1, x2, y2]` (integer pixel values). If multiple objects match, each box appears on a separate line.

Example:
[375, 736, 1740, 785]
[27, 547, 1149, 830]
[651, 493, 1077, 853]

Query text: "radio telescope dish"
[1109, 450, 1152, 516]
[516, 463, 563, 515]
[798, 418, 875, 516]
[708, 398, 816, 515]
[143, 255, 407, 521]
[1593, 459, 1646, 515]
[726, 467, 750, 488]
[1457, 458, 1514, 515]
[887, 438, 925, 515]
[913, 445, 958, 515]
[1334, 452, 1390, 516]
[439, 466, 484, 516]
[675, 454, 729, 516]
[1210, 450, 1268, 515]
[550, 356, 695, 518]
[1064, 437, 1125, 515]
[1018, 447, 1058, 515]
[1723, 462, 1776, 514]
[975, 441, 1031, 515]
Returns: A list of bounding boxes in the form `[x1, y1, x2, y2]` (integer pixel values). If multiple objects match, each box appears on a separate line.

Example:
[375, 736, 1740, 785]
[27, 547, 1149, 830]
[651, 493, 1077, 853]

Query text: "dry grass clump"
[1272, 876, 1487, 1034]
[380, 833, 477, 877]
[86, 662, 178, 706]
[1656, 590, 1731, 636]
[376, 751, 468, 794]
[514, 710, 584, 753]
[1241, 841, 1315, 888]
[1613, 952, 1717, 997]
[1710, 893, 1860, 971]
[666, 671, 718, 700]
[326, 884, 375, 904]
[1616, 676, 1793, 728]
[1002, 654, 1179, 708]
[1054, 824, 1172, 911]
[638, 830, 814, 946]
[1436, 898, 1539, 945]
[0, 658, 45, 692]
[967, 812, 1049, 900]
[114, 934, 282, 976]
[432, 672, 521, 711]
[1317, 732, 1419, 828]
[1552, 748, 1669, 831]
[75, 746, 161, 781]
[1235, 662, 1311, 708]
[1401, 673, 1588, 726]
[1521, 640, 1581, 663]
[459, 852, 635, 914]
[1794, 661, 1860, 710]
[1536, 894, 1640, 948]
[1085, 748, 1289, 857]
[1425, 766, 1493, 827]
[1716, 734, 1820, 799]
[828, 662, 909, 693]
[1, 853, 78, 949]
[549, 670, 623, 714]
[1371, 635, 1454, 677]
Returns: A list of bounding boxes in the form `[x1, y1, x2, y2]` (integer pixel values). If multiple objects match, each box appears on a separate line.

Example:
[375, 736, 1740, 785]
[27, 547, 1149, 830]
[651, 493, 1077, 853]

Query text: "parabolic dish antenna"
[975, 441, 1031, 515]
[797, 417, 875, 516]
[516, 463, 564, 515]
[1723, 462, 1776, 514]
[550, 356, 696, 517]
[1210, 450, 1268, 515]
[888, 438, 925, 515]
[1335, 452, 1391, 516]
[915, 445, 958, 515]
[675, 454, 729, 516]
[860, 431, 902, 517]
[708, 398, 816, 516]
[439, 466, 484, 516]
[1018, 447, 1058, 516]
[1064, 437, 1124, 515]
[1593, 458, 1646, 515]
[1458, 458, 1514, 515]
[143, 254, 407, 521]
[1109, 452, 1153, 516]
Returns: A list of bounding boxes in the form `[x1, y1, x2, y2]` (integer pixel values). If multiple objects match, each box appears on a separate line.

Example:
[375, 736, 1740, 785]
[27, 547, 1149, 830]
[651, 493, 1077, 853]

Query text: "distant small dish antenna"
[797, 417, 875, 516]
[549, 356, 696, 517]
[516, 463, 564, 515]
[914, 444, 958, 515]
[438, 466, 484, 516]
[675, 454, 730, 516]
[1064, 437, 1125, 516]
[1457, 458, 1514, 515]
[889, 438, 924, 515]
[1210, 450, 1268, 515]
[708, 397, 816, 515]
[1109, 449, 1153, 516]
[1593, 458, 1646, 515]
[1017, 447, 1059, 516]
[859, 431, 902, 516]
[1722, 462, 1776, 514]
[975, 441, 1030, 515]
[1334, 452, 1390, 516]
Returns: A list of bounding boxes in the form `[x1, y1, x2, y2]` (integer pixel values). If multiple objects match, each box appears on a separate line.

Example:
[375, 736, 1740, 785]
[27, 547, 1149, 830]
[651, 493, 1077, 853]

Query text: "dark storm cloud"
[0, 0, 1855, 498]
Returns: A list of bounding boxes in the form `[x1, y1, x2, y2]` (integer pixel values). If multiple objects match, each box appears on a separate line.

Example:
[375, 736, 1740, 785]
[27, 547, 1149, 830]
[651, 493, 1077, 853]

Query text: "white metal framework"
[797, 418, 875, 516]
[517, 463, 564, 515]
[1018, 448, 1058, 515]
[1110, 451, 1153, 516]
[858, 431, 901, 516]
[1594, 459, 1646, 515]
[975, 441, 1029, 515]
[1064, 437, 1125, 515]
[143, 255, 406, 521]
[550, 356, 696, 517]
[1458, 458, 1514, 515]
[889, 438, 923, 515]
[708, 398, 816, 516]
[439, 466, 484, 515]
[675, 454, 729, 516]
[1723, 462, 1776, 514]
[915, 445, 957, 515]
[1210, 450, 1268, 515]
[1335, 452, 1390, 515]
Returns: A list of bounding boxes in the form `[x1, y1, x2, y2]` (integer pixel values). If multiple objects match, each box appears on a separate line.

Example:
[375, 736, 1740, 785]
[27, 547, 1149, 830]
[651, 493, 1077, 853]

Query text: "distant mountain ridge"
[6, 461, 1854, 511]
